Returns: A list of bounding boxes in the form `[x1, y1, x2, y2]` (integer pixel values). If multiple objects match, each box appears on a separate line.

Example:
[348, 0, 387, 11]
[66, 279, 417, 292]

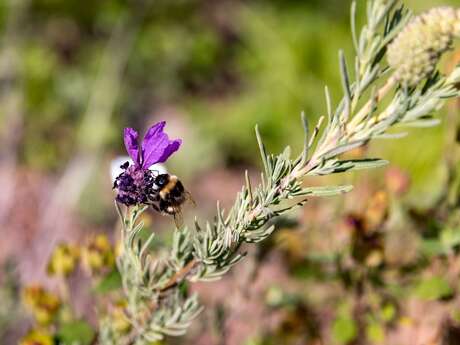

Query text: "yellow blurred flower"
[139, 212, 153, 228]
[20, 330, 54, 345]
[364, 191, 389, 231]
[365, 249, 384, 268]
[22, 286, 61, 325]
[274, 228, 307, 262]
[398, 316, 414, 327]
[81, 234, 115, 274]
[114, 239, 124, 258]
[110, 300, 131, 334]
[47, 243, 80, 277]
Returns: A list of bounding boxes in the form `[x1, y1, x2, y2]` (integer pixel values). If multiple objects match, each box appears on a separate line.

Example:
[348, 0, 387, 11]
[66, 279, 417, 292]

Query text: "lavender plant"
[103, 1, 460, 344]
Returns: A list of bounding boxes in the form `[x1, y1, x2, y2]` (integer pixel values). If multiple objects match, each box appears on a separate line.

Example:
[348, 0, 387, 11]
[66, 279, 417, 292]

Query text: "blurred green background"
[0, 0, 457, 213]
[0, 0, 457, 207]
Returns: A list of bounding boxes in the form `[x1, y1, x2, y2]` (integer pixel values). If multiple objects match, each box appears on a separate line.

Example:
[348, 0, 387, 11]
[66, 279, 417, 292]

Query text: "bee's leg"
[150, 192, 160, 201]
[185, 191, 196, 206]
[150, 203, 161, 212]
[159, 199, 169, 214]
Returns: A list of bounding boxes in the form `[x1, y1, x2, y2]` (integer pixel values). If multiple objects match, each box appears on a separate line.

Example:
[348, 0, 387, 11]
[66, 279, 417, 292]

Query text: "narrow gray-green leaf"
[296, 185, 353, 197]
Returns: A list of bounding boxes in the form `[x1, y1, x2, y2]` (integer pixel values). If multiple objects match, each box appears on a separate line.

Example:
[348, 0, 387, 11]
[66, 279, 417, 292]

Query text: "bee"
[151, 173, 193, 227]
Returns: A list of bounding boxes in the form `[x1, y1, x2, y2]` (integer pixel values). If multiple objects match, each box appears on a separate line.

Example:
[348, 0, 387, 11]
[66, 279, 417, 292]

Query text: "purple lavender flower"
[124, 121, 181, 169]
[114, 121, 182, 206]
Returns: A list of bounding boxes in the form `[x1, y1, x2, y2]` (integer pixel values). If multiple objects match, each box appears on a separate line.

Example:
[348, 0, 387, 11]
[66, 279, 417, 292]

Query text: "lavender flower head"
[114, 121, 182, 206]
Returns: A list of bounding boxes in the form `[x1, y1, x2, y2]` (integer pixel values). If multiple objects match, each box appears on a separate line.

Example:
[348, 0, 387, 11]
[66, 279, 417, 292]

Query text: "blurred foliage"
[0, 0, 450, 170]
[0, 261, 22, 340]
[1, 0, 457, 214]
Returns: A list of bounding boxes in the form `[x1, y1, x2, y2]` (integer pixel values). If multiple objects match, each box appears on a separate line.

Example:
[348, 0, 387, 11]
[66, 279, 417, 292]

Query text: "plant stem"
[347, 75, 397, 130]
[158, 259, 199, 292]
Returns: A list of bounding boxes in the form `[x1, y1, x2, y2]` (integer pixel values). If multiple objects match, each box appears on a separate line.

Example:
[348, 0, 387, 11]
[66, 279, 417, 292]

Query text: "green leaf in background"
[244, 337, 263, 345]
[94, 269, 122, 294]
[366, 322, 385, 343]
[380, 304, 396, 323]
[440, 228, 460, 250]
[419, 228, 460, 258]
[56, 320, 95, 345]
[420, 239, 445, 257]
[451, 309, 460, 324]
[414, 276, 453, 301]
[332, 316, 357, 344]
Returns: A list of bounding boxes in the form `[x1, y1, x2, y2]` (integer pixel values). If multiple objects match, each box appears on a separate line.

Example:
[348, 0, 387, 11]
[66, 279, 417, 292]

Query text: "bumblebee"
[151, 174, 193, 227]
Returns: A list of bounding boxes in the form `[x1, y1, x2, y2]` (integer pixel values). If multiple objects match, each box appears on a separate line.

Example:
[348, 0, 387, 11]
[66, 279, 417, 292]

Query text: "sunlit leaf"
[380, 304, 396, 322]
[415, 276, 453, 301]
[56, 320, 95, 345]
[94, 268, 122, 293]
[440, 228, 460, 250]
[420, 239, 445, 257]
[332, 316, 357, 344]
[366, 322, 385, 343]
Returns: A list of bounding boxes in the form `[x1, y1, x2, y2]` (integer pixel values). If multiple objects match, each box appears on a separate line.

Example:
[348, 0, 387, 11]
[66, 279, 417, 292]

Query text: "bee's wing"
[173, 208, 185, 229]
[185, 191, 196, 207]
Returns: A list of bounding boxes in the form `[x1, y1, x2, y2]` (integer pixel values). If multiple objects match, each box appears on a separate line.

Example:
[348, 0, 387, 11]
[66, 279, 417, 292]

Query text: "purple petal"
[141, 121, 182, 168]
[124, 128, 140, 165]
[154, 138, 182, 163]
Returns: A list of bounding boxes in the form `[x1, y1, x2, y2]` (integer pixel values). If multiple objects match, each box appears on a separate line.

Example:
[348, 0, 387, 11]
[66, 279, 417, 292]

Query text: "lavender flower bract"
[124, 121, 181, 169]
[114, 121, 182, 206]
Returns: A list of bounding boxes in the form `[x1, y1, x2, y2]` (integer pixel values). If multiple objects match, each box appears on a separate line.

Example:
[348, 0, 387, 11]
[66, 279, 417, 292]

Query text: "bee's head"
[155, 174, 170, 188]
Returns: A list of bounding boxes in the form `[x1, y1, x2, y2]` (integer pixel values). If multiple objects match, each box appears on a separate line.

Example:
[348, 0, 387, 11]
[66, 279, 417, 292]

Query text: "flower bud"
[110, 300, 131, 334]
[387, 7, 460, 86]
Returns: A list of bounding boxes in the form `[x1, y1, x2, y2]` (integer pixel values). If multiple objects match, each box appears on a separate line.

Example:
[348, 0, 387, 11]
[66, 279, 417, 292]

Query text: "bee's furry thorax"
[159, 175, 178, 199]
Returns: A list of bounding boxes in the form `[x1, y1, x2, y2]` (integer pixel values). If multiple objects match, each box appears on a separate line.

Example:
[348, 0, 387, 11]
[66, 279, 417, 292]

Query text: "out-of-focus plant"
[81, 234, 116, 275]
[22, 285, 61, 326]
[0, 261, 22, 341]
[20, 330, 54, 345]
[47, 243, 80, 277]
[20, 236, 109, 345]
